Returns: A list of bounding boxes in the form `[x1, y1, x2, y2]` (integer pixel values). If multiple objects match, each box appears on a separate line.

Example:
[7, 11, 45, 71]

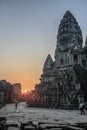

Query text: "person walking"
[15, 101, 18, 109]
[79, 102, 85, 115]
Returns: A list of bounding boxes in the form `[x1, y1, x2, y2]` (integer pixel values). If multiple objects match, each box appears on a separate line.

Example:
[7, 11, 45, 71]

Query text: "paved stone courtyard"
[0, 102, 87, 130]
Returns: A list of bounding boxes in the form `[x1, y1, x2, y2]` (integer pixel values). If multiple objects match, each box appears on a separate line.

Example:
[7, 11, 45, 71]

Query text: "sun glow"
[24, 90, 27, 93]
[22, 89, 27, 94]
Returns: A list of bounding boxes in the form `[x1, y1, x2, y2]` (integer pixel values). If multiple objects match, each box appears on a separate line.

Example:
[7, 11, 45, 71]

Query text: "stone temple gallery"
[28, 11, 87, 109]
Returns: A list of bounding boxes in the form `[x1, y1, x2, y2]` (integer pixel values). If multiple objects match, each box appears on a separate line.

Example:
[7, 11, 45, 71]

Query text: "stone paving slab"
[24, 125, 36, 130]
[38, 123, 86, 130]
[43, 128, 84, 130]
[8, 127, 19, 130]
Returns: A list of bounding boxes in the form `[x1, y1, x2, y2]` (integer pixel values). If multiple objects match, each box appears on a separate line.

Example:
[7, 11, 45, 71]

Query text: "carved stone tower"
[55, 11, 85, 67]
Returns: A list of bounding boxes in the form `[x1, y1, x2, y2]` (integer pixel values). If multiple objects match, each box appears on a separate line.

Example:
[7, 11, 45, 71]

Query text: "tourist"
[15, 101, 18, 109]
[79, 102, 85, 115]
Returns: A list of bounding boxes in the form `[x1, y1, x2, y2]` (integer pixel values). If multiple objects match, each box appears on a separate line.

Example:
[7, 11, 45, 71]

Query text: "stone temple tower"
[28, 11, 87, 109]
[55, 11, 84, 67]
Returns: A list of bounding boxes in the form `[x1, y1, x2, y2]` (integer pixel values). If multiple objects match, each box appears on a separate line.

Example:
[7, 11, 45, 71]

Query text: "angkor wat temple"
[28, 11, 87, 109]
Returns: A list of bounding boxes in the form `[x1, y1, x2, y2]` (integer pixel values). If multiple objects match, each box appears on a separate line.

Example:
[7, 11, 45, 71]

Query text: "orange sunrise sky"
[0, 0, 87, 92]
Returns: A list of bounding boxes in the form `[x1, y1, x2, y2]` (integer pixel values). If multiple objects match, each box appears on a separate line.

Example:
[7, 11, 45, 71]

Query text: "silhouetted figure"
[79, 102, 85, 115]
[15, 101, 18, 109]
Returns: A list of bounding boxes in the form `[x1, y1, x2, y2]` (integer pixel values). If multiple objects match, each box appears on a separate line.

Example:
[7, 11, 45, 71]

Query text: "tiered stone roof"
[56, 11, 82, 52]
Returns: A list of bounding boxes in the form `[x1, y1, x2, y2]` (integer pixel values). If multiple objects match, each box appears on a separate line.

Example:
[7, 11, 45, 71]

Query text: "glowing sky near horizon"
[0, 0, 87, 91]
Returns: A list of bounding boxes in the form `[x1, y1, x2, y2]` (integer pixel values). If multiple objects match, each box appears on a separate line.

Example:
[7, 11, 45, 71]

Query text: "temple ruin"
[27, 11, 87, 109]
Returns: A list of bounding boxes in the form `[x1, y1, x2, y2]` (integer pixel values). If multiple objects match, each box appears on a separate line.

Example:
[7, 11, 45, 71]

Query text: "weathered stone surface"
[44, 128, 62, 130]
[0, 116, 6, 122]
[8, 127, 19, 130]
[24, 125, 36, 130]
[38, 122, 86, 130]
[5, 121, 19, 127]
[66, 125, 85, 130]
[20, 121, 37, 130]
[76, 123, 87, 130]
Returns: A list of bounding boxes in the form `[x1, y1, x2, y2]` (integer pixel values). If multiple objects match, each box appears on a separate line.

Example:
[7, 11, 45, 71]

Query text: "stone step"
[38, 123, 86, 130]
[44, 128, 62, 130]
[20, 121, 37, 130]
[24, 125, 36, 130]
[0, 116, 6, 122]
